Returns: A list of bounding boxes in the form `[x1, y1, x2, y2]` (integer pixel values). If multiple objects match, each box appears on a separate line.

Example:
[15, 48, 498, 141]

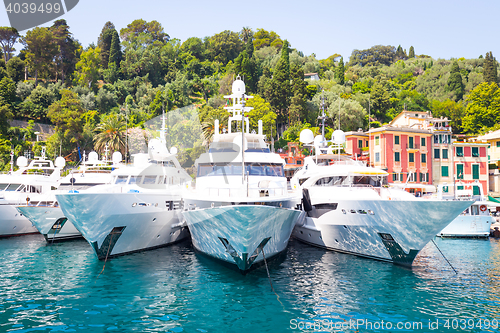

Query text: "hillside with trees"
[0, 21, 499, 171]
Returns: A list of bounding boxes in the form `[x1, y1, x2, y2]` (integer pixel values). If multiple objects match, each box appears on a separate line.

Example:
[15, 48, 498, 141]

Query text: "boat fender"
[480, 205, 487, 212]
[302, 188, 313, 212]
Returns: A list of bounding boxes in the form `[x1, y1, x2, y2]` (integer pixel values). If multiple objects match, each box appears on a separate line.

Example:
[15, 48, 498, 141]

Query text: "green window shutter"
[442, 149, 448, 159]
[395, 152, 400, 162]
[358, 140, 362, 148]
[456, 164, 464, 179]
[434, 149, 440, 159]
[421, 153, 426, 163]
[442, 166, 449, 177]
[400, 173, 404, 182]
[392, 173, 397, 181]
[395, 135, 399, 145]
[472, 147, 479, 157]
[473, 185, 480, 195]
[472, 164, 479, 179]
[457, 185, 464, 190]
[409, 137, 414, 148]
[421, 137, 426, 147]
[409, 153, 414, 162]
[496, 141, 500, 148]
[456, 146, 463, 157]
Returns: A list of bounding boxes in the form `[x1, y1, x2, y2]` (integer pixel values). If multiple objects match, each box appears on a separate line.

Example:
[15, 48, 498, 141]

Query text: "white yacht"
[291, 129, 473, 267]
[437, 183, 494, 238]
[0, 148, 65, 237]
[182, 77, 304, 273]
[17, 150, 120, 242]
[56, 120, 192, 259]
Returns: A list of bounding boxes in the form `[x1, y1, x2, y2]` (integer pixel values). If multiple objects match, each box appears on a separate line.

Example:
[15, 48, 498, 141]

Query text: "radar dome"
[332, 130, 346, 144]
[313, 135, 325, 148]
[55, 156, 66, 168]
[170, 147, 178, 155]
[112, 151, 122, 164]
[299, 129, 314, 144]
[16, 156, 28, 167]
[88, 151, 98, 161]
[232, 77, 246, 95]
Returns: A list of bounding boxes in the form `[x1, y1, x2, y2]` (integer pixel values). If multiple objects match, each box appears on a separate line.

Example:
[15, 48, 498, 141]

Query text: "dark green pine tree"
[408, 46, 415, 58]
[335, 56, 345, 85]
[483, 51, 498, 84]
[266, 40, 290, 128]
[395, 45, 406, 60]
[447, 61, 465, 101]
[97, 21, 116, 69]
[289, 63, 308, 124]
[234, 40, 257, 92]
[108, 30, 122, 67]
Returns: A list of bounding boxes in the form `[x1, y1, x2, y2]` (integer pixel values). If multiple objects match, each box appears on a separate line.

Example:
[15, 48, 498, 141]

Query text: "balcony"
[406, 143, 420, 152]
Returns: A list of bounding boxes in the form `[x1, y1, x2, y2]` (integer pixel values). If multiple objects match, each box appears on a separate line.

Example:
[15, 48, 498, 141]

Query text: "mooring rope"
[431, 239, 458, 274]
[96, 233, 115, 281]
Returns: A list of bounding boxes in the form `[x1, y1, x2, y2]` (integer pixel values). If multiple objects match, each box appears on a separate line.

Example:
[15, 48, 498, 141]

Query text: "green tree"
[108, 29, 122, 67]
[120, 19, 169, 44]
[97, 21, 116, 68]
[430, 99, 465, 133]
[75, 47, 101, 92]
[462, 82, 500, 133]
[446, 61, 464, 101]
[335, 56, 345, 85]
[246, 95, 277, 139]
[233, 40, 257, 92]
[395, 45, 407, 60]
[206, 30, 242, 65]
[266, 40, 290, 128]
[50, 19, 79, 84]
[6, 57, 24, 82]
[408, 46, 415, 58]
[23, 27, 58, 85]
[483, 51, 498, 84]
[289, 64, 308, 124]
[252, 28, 282, 50]
[349, 45, 396, 67]
[47, 90, 88, 159]
[0, 27, 19, 62]
[370, 82, 392, 122]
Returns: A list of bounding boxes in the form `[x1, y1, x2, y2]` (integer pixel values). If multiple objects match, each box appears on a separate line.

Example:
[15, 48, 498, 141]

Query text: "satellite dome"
[232, 77, 246, 95]
[299, 129, 314, 144]
[313, 135, 325, 148]
[88, 151, 98, 161]
[112, 151, 123, 164]
[16, 156, 28, 167]
[332, 130, 346, 144]
[55, 156, 66, 168]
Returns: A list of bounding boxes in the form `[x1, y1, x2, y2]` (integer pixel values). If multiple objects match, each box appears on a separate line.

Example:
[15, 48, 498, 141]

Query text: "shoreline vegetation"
[0, 21, 499, 171]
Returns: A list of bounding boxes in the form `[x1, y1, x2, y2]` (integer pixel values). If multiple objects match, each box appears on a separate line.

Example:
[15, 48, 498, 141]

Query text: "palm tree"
[93, 113, 126, 154]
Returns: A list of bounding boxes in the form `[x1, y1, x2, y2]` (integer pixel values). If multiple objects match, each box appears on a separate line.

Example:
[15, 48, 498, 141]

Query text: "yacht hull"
[437, 214, 493, 238]
[16, 206, 82, 242]
[0, 205, 38, 237]
[293, 199, 472, 266]
[183, 204, 304, 272]
[56, 192, 189, 259]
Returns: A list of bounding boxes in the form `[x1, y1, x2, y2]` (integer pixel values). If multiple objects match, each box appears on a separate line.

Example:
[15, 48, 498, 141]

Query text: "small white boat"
[182, 77, 304, 273]
[56, 117, 192, 259]
[17, 150, 120, 242]
[0, 148, 64, 237]
[291, 128, 473, 267]
[437, 183, 494, 238]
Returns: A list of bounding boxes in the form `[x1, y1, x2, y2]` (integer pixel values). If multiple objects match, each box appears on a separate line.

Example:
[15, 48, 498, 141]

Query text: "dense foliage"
[0, 20, 498, 171]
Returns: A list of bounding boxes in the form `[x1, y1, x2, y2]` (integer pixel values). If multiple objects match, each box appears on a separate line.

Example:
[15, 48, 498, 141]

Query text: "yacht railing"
[200, 185, 287, 198]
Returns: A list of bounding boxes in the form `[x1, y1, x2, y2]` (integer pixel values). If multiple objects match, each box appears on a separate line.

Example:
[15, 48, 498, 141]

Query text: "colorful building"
[344, 130, 369, 162]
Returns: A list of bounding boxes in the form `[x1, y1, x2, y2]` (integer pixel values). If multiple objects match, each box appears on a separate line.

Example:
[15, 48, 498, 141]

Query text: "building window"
[420, 173, 428, 182]
[394, 152, 400, 162]
[434, 149, 440, 159]
[442, 149, 448, 159]
[395, 135, 400, 145]
[472, 147, 479, 157]
[473, 185, 480, 195]
[456, 164, 464, 179]
[442, 166, 449, 177]
[392, 173, 397, 181]
[409, 137, 414, 149]
[421, 137, 426, 147]
[421, 153, 426, 163]
[456, 146, 463, 157]
[434, 135, 439, 144]
[375, 136, 379, 145]
[409, 152, 414, 163]
[497, 141, 500, 148]
[358, 139, 362, 148]
[375, 152, 380, 162]
[472, 164, 480, 180]
[400, 173, 404, 182]
[443, 186, 449, 193]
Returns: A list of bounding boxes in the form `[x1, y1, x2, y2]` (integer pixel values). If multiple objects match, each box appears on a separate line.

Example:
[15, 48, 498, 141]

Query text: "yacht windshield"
[5, 183, 22, 191]
[0, 183, 8, 190]
[197, 163, 284, 177]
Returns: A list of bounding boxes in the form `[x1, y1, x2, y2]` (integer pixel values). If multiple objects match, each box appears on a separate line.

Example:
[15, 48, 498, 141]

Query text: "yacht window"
[5, 183, 22, 191]
[471, 205, 479, 216]
[248, 165, 265, 176]
[233, 165, 243, 175]
[315, 176, 345, 186]
[129, 176, 142, 184]
[299, 178, 309, 185]
[197, 164, 214, 177]
[352, 175, 383, 187]
[0, 183, 8, 190]
[115, 175, 128, 184]
[143, 175, 157, 184]
[215, 164, 232, 175]
[265, 165, 283, 177]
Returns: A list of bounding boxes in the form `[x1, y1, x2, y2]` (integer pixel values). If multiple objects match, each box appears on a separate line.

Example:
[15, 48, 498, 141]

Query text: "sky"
[1, 0, 500, 61]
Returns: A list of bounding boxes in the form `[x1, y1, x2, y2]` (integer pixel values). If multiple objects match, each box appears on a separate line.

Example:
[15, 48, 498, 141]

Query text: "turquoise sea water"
[0, 235, 499, 333]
